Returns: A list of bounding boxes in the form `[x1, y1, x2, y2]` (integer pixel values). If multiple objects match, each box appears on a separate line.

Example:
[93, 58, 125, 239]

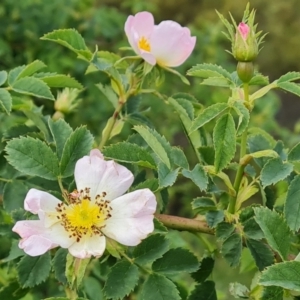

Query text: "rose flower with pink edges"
[13, 150, 157, 259]
[125, 11, 196, 67]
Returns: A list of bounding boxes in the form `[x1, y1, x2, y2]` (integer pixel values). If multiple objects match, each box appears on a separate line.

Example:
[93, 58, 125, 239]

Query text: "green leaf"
[53, 248, 68, 284]
[0, 70, 8, 86]
[249, 73, 269, 86]
[39, 74, 83, 89]
[41, 29, 91, 60]
[190, 103, 228, 132]
[284, 175, 300, 231]
[229, 282, 249, 299]
[134, 126, 171, 169]
[83, 277, 104, 300]
[221, 233, 242, 267]
[2, 240, 25, 262]
[260, 261, 300, 291]
[102, 142, 156, 169]
[182, 164, 208, 191]
[48, 119, 73, 160]
[11, 77, 54, 100]
[254, 207, 291, 260]
[132, 234, 169, 265]
[213, 113, 236, 172]
[17, 252, 51, 288]
[0, 88, 12, 114]
[60, 126, 94, 177]
[260, 157, 293, 187]
[103, 260, 139, 300]
[201, 77, 232, 87]
[188, 281, 217, 300]
[191, 257, 215, 283]
[233, 101, 250, 136]
[288, 142, 300, 162]
[5, 136, 60, 180]
[249, 82, 277, 102]
[152, 248, 199, 275]
[192, 197, 216, 213]
[277, 71, 300, 83]
[277, 81, 300, 97]
[170, 147, 189, 169]
[132, 178, 159, 192]
[8, 66, 26, 85]
[215, 222, 235, 241]
[261, 286, 283, 300]
[138, 274, 180, 300]
[3, 180, 28, 213]
[17, 60, 47, 79]
[187, 63, 232, 80]
[158, 163, 179, 188]
[206, 210, 224, 228]
[0, 281, 29, 300]
[246, 239, 274, 271]
[242, 217, 264, 240]
[96, 83, 118, 108]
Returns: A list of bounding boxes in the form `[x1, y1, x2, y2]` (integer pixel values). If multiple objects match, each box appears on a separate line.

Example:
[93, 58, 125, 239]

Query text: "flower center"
[56, 189, 112, 242]
[138, 36, 151, 52]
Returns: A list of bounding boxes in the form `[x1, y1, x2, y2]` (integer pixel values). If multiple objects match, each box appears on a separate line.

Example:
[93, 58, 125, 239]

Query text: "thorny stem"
[155, 214, 214, 235]
[228, 82, 250, 214]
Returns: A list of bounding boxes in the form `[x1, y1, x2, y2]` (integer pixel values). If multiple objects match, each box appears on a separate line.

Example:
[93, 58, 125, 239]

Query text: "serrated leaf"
[132, 234, 169, 265]
[206, 210, 224, 228]
[102, 142, 156, 169]
[8, 66, 26, 85]
[188, 281, 217, 300]
[170, 147, 189, 169]
[139, 274, 180, 300]
[182, 164, 208, 191]
[277, 72, 300, 83]
[187, 63, 232, 80]
[201, 76, 232, 87]
[103, 260, 139, 300]
[243, 217, 264, 240]
[5, 136, 59, 180]
[83, 277, 104, 300]
[229, 282, 249, 299]
[0, 88, 12, 114]
[134, 126, 172, 169]
[213, 113, 236, 172]
[288, 142, 300, 162]
[221, 233, 242, 267]
[284, 175, 300, 231]
[3, 180, 28, 212]
[192, 197, 216, 213]
[17, 252, 51, 288]
[152, 248, 199, 275]
[0, 70, 7, 86]
[60, 126, 94, 177]
[261, 286, 283, 300]
[233, 101, 250, 136]
[277, 81, 300, 97]
[41, 29, 91, 59]
[48, 119, 73, 160]
[260, 157, 293, 187]
[215, 222, 235, 241]
[246, 239, 274, 271]
[249, 73, 269, 86]
[53, 248, 68, 284]
[190, 103, 228, 132]
[158, 163, 179, 188]
[191, 257, 215, 283]
[40, 74, 83, 89]
[17, 60, 47, 79]
[132, 178, 159, 192]
[249, 82, 277, 102]
[254, 207, 291, 260]
[260, 261, 300, 291]
[12, 77, 54, 100]
[2, 240, 25, 262]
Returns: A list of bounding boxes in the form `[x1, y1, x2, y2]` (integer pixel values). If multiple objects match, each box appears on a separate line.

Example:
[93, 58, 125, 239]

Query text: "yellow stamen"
[138, 36, 151, 52]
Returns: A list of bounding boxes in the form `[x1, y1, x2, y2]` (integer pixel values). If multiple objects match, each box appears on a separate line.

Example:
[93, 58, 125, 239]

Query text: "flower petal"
[13, 220, 58, 256]
[75, 150, 134, 200]
[151, 21, 196, 67]
[68, 235, 106, 259]
[102, 189, 156, 246]
[125, 12, 155, 54]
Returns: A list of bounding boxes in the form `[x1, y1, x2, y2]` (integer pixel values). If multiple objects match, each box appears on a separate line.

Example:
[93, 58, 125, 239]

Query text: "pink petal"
[68, 235, 106, 259]
[238, 22, 250, 40]
[24, 188, 61, 214]
[13, 220, 59, 256]
[75, 150, 134, 200]
[150, 21, 196, 67]
[102, 189, 156, 246]
[125, 12, 155, 54]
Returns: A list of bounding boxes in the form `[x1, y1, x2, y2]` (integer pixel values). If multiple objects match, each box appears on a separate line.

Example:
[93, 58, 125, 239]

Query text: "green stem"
[0, 177, 12, 183]
[155, 214, 214, 235]
[227, 83, 250, 214]
[99, 97, 125, 149]
[65, 287, 78, 300]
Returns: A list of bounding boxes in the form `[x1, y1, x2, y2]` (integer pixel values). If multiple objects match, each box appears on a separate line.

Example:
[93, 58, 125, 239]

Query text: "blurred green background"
[1, 0, 300, 298]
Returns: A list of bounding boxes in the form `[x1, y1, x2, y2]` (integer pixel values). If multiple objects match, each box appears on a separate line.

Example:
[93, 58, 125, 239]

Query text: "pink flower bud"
[238, 22, 250, 40]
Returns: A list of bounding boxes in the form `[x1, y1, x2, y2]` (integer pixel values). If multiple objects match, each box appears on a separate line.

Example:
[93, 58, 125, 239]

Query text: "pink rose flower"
[125, 11, 196, 67]
[238, 22, 250, 40]
[13, 150, 157, 259]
